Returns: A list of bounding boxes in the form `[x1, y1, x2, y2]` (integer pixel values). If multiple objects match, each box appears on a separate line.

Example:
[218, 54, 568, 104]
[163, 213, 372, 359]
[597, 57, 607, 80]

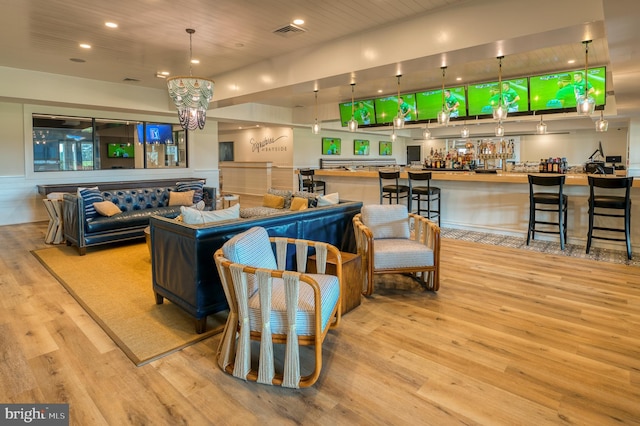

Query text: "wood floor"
[1, 221, 639, 425]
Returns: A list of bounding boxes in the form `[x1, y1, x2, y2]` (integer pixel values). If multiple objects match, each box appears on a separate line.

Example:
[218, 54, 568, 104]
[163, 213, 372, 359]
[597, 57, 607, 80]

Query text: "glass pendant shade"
[311, 90, 321, 134]
[492, 104, 508, 121]
[495, 123, 505, 137]
[536, 116, 547, 134]
[394, 75, 405, 128]
[461, 126, 469, 138]
[576, 40, 596, 116]
[437, 110, 450, 125]
[438, 66, 450, 125]
[167, 29, 214, 131]
[595, 111, 608, 132]
[577, 95, 596, 116]
[492, 56, 507, 121]
[423, 124, 431, 140]
[391, 131, 397, 142]
[348, 118, 358, 132]
[348, 83, 358, 132]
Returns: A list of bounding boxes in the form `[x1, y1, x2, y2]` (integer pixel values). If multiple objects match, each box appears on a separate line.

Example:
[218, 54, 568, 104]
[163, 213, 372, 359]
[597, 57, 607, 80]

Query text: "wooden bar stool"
[298, 169, 326, 195]
[586, 176, 634, 260]
[378, 170, 409, 205]
[408, 171, 441, 226]
[527, 175, 568, 250]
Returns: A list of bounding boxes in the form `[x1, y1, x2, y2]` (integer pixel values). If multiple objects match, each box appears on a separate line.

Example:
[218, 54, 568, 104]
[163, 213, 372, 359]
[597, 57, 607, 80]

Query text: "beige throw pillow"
[169, 190, 195, 206]
[263, 193, 285, 209]
[93, 200, 122, 217]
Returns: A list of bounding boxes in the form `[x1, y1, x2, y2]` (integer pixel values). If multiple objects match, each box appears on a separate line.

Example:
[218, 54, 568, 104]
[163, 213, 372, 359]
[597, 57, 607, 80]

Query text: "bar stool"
[299, 169, 326, 195]
[407, 171, 441, 226]
[527, 174, 568, 250]
[378, 170, 410, 205]
[586, 176, 633, 260]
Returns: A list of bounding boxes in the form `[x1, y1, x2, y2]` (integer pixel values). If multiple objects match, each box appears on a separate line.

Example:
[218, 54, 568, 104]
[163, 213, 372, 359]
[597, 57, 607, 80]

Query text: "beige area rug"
[32, 242, 226, 366]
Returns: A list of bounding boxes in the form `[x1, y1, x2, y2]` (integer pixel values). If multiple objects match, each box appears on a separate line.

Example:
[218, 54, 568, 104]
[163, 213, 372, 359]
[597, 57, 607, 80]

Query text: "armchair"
[214, 226, 342, 388]
[353, 204, 440, 295]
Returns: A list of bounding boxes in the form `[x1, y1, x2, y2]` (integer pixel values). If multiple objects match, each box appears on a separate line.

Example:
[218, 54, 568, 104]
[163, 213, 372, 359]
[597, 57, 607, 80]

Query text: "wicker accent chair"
[214, 226, 342, 388]
[353, 204, 440, 295]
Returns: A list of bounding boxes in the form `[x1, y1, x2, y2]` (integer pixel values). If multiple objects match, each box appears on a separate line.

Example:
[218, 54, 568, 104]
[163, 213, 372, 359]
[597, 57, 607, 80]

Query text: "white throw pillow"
[317, 192, 339, 206]
[180, 203, 240, 225]
[361, 204, 410, 239]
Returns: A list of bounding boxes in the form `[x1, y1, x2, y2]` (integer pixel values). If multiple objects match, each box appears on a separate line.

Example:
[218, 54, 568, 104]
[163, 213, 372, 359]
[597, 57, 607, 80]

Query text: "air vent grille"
[123, 77, 140, 82]
[272, 23, 306, 37]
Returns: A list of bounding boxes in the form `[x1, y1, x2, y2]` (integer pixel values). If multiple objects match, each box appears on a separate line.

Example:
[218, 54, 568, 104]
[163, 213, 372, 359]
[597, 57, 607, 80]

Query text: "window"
[32, 114, 187, 171]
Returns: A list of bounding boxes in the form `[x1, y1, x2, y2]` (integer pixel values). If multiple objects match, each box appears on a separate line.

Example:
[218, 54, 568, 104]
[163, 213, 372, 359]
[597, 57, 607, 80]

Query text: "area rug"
[32, 242, 226, 366]
[441, 228, 639, 267]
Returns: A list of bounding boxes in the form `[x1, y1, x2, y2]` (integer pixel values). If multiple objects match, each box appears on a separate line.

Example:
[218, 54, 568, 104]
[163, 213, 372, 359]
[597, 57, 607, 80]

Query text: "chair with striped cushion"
[214, 226, 342, 388]
[353, 204, 440, 295]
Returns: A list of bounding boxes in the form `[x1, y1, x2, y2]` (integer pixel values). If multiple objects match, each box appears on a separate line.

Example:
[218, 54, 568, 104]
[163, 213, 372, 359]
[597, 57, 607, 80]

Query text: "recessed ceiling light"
[105, 22, 118, 29]
[79, 43, 91, 49]
[190, 59, 200, 64]
[456, 77, 462, 81]
[377, 89, 383, 93]
[293, 19, 304, 25]
[568, 59, 576, 64]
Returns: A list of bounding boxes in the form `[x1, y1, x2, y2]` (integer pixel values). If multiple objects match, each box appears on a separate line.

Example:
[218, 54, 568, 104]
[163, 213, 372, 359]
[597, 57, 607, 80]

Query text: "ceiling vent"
[272, 23, 306, 38]
[123, 77, 140, 82]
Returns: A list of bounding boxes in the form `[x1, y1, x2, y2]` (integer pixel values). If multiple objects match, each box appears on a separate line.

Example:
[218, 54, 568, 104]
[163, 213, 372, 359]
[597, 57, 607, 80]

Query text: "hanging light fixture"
[393, 74, 405, 128]
[536, 115, 547, 134]
[595, 110, 609, 132]
[311, 89, 321, 134]
[167, 29, 214, 131]
[437, 66, 450, 125]
[461, 121, 469, 138]
[348, 83, 358, 132]
[423, 120, 431, 140]
[495, 122, 505, 137]
[576, 40, 596, 116]
[391, 125, 397, 142]
[492, 56, 508, 121]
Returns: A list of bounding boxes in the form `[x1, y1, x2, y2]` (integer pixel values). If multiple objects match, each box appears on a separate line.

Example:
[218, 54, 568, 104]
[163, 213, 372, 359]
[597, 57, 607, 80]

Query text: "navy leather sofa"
[149, 200, 363, 333]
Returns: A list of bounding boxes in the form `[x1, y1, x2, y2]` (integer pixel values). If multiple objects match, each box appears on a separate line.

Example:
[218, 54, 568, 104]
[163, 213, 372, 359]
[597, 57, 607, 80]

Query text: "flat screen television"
[415, 86, 467, 120]
[136, 123, 174, 144]
[107, 143, 135, 158]
[322, 137, 341, 155]
[529, 66, 606, 112]
[338, 99, 376, 127]
[354, 139, 370, 155]
[467, 78, 529, 116]
[375, 93, 417, 125]
[379, 141, 393, 156]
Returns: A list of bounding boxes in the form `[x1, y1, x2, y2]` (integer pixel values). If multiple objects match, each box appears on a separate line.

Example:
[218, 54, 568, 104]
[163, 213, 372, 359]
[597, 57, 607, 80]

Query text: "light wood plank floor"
[1, 221, 639, 425]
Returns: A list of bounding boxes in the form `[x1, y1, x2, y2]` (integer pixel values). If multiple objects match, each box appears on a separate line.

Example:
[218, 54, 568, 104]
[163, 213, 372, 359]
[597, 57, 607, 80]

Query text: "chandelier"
[576, 40, 596, 116]
[437, 66, 450, 125]
[167, 29, 215, 131]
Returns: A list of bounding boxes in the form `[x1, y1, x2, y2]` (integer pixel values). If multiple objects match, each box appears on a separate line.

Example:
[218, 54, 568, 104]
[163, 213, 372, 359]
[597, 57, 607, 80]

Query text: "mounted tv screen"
[322, 137, 341, 155]
[107, 143, 134, 158]
[136, 123, 174, 144]
[374, 93, 417, 125]
[338, 100, 376, 127]
[529, 66, 606, 111]
[354, 139, 370, 155]
[467, 78, 529, 116]
[379, 141, 393, 156]
[415, 86, 467, 120]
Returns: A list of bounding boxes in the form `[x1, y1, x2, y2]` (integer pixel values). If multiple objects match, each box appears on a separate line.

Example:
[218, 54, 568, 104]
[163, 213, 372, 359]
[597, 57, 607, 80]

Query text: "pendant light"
[536, 115, 547, 134]
[576, 40, 596, 116]
[492, 56, 508, 121]
[423, 120, 431, 140]
[495, 123, 505, 137]
[461, 121, 469, 138]
[437, 66, 450, 125]
[311, 89, 321, 134]
[391, 125, 397, 142]
[595, 110, 608, 132]
[393, 75, 405, 128]
[348, 83, 358, 132]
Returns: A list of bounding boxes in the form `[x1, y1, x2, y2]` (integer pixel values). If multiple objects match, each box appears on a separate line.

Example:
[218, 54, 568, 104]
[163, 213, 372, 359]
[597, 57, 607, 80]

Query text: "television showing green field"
[338, 100, 376, 127]
[529, 66, 606, 111]
[322, 137, 341, 155]
[374, 93, 417, 125]
[379, 141, 393, 156]
[354, 139, 370, 155]
[415, 86, 467, 120]
[107, 143, 135, 158]
[467, 78, 529, 116]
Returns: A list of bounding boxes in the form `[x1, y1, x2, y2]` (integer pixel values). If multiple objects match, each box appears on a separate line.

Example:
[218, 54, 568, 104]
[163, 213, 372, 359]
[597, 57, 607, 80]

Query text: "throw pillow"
[77, 187, 104, 221]
[290, 197, 309, 211]
[361, 204, 410, 239]
[176, 180, 205, 203]
[180, 203, 240, 225]
[317, 192, 339, 206]
[93, 200, 122, 217]
[169, 190, 195, 206]
[292, 191, 318, 207]
[267, 188, 293, 209]
[263, 193, 285, 209]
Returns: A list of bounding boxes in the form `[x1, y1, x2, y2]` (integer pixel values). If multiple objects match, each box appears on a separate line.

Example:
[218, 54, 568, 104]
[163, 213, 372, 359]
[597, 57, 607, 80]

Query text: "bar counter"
[314, 169, 639, 252]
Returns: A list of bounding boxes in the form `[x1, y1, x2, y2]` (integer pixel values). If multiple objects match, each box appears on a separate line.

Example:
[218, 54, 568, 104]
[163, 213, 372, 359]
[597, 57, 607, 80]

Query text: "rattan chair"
[214, 226, 342, 388]
[353, 204, 440, 295]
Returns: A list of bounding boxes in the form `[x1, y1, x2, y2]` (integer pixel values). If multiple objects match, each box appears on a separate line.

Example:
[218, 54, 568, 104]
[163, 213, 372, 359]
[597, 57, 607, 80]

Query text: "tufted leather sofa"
[149, 199, 363, 333]
[63, 186, 215, 255]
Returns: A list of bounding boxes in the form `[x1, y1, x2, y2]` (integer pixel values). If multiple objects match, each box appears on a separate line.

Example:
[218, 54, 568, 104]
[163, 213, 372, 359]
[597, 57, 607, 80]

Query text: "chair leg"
[586, 205, 594, 254]
[559, 204, 565, 251]
[527, 203, 534, 245]
[625, 207, 632, 260]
